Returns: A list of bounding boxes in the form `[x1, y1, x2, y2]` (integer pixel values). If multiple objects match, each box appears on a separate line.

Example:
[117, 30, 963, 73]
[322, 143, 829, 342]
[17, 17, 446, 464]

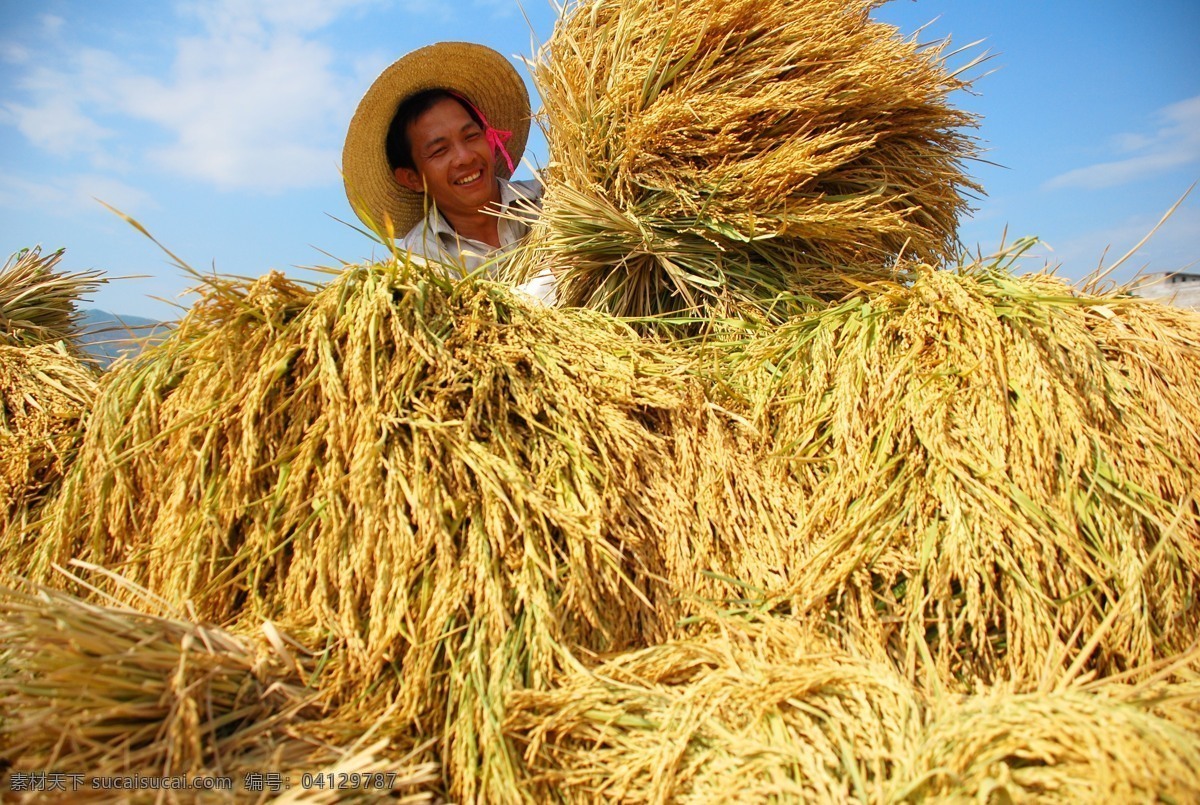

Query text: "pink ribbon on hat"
[449, 91, 515, 174]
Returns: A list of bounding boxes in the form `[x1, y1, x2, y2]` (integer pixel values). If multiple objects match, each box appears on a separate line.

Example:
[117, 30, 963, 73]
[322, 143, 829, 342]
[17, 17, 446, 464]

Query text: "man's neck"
[442, 203, 502, 248]
[437, 177, 505, 248]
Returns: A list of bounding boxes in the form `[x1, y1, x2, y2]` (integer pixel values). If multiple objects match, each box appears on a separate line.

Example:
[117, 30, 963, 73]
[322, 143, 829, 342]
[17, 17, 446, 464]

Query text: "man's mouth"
[453, 170, 483, 186]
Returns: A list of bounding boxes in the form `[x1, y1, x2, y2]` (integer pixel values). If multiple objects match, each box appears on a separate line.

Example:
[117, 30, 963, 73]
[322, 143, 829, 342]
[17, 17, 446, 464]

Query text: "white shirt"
[399, 178, 556, 305]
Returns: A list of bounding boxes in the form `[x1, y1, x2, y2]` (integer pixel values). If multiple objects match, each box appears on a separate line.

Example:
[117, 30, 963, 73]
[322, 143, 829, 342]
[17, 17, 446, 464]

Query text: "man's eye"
[431, 148, 447, 157]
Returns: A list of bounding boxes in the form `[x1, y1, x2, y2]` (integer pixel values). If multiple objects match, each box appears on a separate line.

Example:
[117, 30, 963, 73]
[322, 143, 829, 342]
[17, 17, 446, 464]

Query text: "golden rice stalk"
[510, 0, 981, 322]
[0, 342, 98, 561]
[0, 247, 103, 348]
[0, 569, 440, 803]
[1084, 295, 1200, 517]
[30, 257, 770, 801]
[505, 615, 921, 803]
[715, 253, 1200, 686]
[890, 679, 1200, 803]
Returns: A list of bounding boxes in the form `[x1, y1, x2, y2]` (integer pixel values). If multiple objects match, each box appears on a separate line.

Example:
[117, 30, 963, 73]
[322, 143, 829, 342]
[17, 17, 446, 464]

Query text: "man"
[342, 41, 554, 304]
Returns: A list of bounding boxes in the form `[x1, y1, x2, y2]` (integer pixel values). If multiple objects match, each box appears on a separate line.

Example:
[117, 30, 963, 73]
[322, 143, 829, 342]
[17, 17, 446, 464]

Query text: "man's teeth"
[454, 171, 482, 185]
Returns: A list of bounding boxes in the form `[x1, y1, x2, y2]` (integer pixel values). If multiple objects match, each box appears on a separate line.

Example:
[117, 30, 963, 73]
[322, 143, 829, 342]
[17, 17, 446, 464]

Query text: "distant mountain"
[78, 309, 172, 368]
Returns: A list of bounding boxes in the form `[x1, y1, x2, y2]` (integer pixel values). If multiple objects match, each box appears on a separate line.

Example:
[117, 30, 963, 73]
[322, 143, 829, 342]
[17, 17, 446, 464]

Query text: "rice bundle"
[715, 256, 1200, 686]
[505, 615, 921, 803]
[0, 246, 102, 561]
[891, 679, 1200, 803]
[1084, 296, 1200, 520]
[507, 615, 1200, 804]
[512, 0, 980, 321]
[0, 246, 102, 348]
[0, 343, 97, 552]
[0, 570, 441, 803]
[28, 256, 785, 800]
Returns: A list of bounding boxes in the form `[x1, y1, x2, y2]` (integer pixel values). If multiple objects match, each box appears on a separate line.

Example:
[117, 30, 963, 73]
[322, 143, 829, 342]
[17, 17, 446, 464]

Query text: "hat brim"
[342, 42, 531, 238]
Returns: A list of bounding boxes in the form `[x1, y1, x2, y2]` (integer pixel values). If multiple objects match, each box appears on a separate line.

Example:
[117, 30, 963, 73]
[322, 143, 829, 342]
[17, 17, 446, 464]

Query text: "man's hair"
[385, 89, 484, 172]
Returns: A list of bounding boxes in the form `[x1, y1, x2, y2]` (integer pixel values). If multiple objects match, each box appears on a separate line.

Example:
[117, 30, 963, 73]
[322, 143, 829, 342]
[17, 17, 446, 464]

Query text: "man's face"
[393, 97, 500, 219]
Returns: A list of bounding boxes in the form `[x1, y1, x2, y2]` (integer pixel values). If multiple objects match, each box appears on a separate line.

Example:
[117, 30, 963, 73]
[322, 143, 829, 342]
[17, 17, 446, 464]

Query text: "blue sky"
[1, 0, 1197, 319]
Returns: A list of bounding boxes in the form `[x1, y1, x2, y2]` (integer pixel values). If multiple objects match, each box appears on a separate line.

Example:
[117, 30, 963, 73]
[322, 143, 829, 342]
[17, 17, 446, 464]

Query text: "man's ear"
[394, 166, 424, 193]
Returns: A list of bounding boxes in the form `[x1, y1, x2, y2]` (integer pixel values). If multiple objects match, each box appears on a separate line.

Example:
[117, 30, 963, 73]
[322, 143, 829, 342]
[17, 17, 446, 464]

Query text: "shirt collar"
[421, 178, 535, 243]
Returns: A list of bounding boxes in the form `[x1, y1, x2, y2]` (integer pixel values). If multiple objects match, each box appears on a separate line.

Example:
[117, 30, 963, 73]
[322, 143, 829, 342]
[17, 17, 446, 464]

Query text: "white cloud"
[2, 1, 386, 192]
[40, 14, 65, 35]
[3, 49, 134, 160]
[0, 174, 155, 218]
[179, 0, 382, 35]
[115, 30, 352, 191]
[1045, 95, 1200, 191]
[1, 42, 31, 64]
[4, 96, 114, 156]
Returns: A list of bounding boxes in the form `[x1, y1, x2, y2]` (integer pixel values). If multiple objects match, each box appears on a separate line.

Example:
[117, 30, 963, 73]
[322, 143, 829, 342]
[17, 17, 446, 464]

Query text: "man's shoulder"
[502, 177, 544, 204]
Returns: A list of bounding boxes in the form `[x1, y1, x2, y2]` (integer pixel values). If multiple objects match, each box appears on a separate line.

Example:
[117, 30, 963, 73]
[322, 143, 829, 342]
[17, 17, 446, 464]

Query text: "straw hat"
[342, 42, 532, 237]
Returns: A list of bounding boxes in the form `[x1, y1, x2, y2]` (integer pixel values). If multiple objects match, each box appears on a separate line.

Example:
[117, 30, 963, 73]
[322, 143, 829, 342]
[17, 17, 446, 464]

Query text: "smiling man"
[342, 42, 553, 303]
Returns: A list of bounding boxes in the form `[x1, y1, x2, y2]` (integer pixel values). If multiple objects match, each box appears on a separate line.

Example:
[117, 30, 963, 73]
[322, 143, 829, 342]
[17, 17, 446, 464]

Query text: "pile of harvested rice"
[14, 252, 1200, 798]
[511, 0, 980, 321]
[0, 567, 440, 803]
[705, 253, 1200, 686]
[28, 257, 794, 800]
[8, 0, 1200, 798]
[19, 255, 1200, 797]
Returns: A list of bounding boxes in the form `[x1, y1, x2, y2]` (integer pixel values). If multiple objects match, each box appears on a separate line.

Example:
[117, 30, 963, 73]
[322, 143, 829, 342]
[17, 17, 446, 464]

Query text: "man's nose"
[450, 140, 474, 165]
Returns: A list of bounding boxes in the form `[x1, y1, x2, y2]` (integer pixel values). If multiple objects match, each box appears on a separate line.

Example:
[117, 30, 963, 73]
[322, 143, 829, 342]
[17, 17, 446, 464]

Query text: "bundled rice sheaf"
[890, 678, 1200, 803]
[28, 256, 787, 801]
[0, 343, 97, 548]
[0, 247, 101, 558]
[511, 0, 981, 321]
[711, 254, 1200, 686]
[507, 614, 1200, 804]
[0, 246, 103, 349]
[0, 569, 441, 803]
[505, 615, 921, 803]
